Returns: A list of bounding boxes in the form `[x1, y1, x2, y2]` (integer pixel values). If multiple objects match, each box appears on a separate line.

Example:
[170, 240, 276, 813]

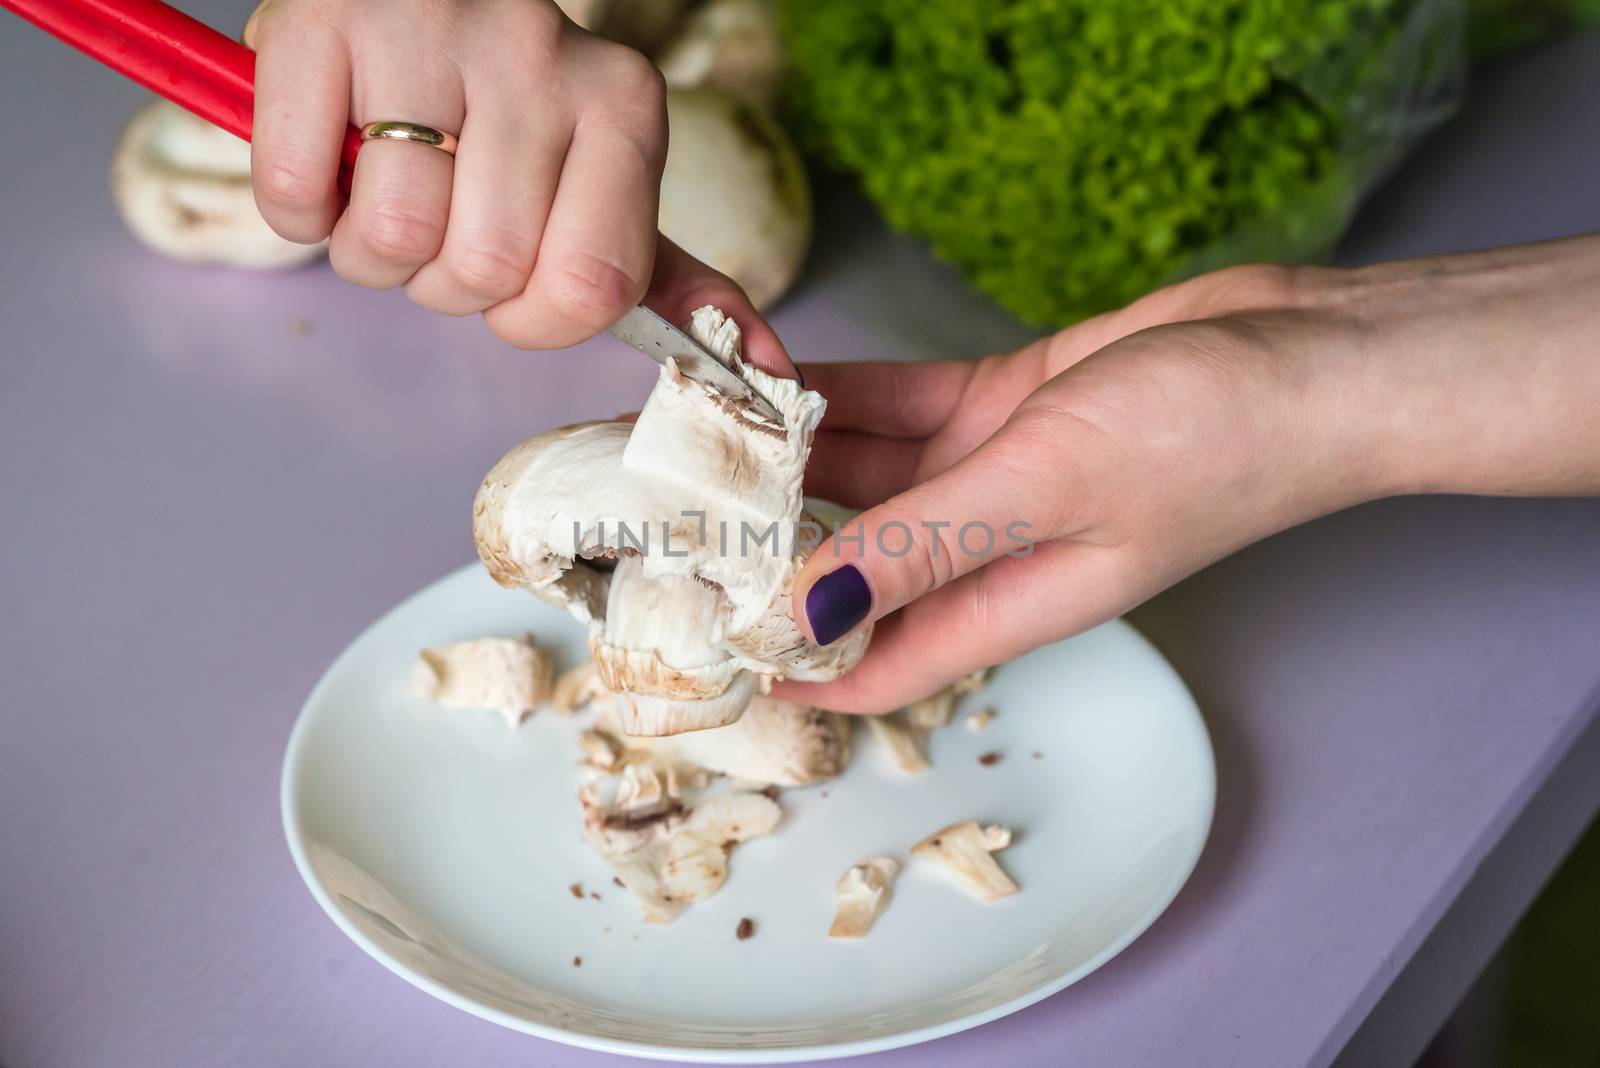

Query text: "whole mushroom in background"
[659, 88, 811, 310]
[113, 2, 811, 307]
[111, 99, 326, 270]
[656, 0, 785, 112]
[561, 0, 809, 310]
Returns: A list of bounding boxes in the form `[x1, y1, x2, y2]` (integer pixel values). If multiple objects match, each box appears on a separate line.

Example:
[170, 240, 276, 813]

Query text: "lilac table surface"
[3, 8, 1599, 1066]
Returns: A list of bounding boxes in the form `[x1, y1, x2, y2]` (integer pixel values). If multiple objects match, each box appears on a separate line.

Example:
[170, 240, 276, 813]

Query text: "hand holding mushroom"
[475, 307, 868, 736]
[775, 237, 1600, 713]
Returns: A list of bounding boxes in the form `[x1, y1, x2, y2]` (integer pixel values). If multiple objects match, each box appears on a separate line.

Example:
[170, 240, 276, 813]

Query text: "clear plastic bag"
[781, 0, 1471, 325]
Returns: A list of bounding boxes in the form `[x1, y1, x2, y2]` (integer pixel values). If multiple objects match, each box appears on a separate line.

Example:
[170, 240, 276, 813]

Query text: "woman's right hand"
[244, 0, 793, 372]
[778, 236, 1600, 713]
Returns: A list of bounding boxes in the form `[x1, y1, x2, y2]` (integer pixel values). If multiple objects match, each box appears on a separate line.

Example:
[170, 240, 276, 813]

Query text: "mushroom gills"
[597, 694, 851, 786]
[580, 779, 781, 923]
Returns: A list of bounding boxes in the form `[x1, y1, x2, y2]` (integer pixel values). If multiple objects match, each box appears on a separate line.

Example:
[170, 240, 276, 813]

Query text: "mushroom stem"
[828, 857, 899, 939]
[911, 820, 1019, 902]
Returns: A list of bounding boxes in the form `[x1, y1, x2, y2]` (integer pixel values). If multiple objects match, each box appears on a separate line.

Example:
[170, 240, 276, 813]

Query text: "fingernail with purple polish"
[805, 564, 871, 646]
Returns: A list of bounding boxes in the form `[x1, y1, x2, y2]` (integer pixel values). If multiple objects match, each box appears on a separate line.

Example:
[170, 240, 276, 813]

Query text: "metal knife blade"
[607, 306, 782, 423]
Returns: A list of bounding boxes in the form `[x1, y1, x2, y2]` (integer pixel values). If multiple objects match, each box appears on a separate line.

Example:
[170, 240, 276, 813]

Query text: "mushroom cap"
[659, 90, 811, 310]
[110, 98, 326, 270]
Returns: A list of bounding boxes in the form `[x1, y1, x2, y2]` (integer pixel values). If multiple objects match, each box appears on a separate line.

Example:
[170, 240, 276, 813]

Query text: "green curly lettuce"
[779, 0, 1465, 325]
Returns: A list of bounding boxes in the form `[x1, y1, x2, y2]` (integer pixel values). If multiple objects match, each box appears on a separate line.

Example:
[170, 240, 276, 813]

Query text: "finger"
[799, 359, 977, 437]
[483, 46, 664, 349]
[404, 96, 569, 315]
[804, 430, 923, 508]
[775, 539, 1137, 713]
[249, 8, 348, 242]
[642, 237, 798, 379]
[791, 406, 1102, 647]
[327, 54, 463, 288]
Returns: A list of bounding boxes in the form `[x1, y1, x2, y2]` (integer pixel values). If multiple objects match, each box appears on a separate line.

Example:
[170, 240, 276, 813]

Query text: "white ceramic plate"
[283, 565, 1214, 1063]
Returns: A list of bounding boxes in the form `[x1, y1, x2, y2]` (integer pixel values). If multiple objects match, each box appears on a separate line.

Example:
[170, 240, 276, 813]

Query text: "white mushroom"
[963, 708, 997, 732]
[863, 712, 930, 775]
[578, 728, 623, 770]
[110, 98, 325, 269]
[552, 661, 610, 713]
[911, 821, 1018, 902]
[904, 689, 958, 732]
[828, 857, 899, 939]
[474, 307, 869, 737]
[580, 782, 781, 922]
[656, 0, 784, 112]
[600, 695, 850, 786]
[953, 669, 991, 695]
[660, 90, 811, 310]
[408, 635, 554, 728]
[904, 668, 991, 731]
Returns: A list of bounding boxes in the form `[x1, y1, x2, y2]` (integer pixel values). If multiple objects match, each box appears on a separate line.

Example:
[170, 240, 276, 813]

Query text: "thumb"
[642, 236, 798, 381]
[793, 409, 1094, 646]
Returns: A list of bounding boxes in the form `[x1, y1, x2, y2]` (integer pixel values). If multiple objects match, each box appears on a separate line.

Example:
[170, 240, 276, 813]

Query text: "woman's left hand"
[777, 237, 1600, 712]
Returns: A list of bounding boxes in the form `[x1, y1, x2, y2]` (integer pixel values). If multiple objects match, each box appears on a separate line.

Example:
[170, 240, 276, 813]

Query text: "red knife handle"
[2, 0, 361, 193]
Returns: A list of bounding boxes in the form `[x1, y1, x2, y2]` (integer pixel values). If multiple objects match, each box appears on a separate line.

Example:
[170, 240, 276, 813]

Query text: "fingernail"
[805, 564, 871, 646]
[794, 365, 807, 390]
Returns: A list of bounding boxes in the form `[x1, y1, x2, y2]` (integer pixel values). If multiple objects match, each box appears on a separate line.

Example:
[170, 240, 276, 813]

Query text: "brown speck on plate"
[590, 891, 601, 901]
[978, 751, 1002, 767]
[1031, 751, 1044, 759]
[735, 917, 756, 940]
[612, 876, 625, 888]
[569, 882, 584, 899]
[572, 956, 582, 967]
[759, 785, 780, 801]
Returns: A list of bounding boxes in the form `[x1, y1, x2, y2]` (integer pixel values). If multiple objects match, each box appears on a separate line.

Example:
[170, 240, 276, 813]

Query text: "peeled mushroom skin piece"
[828, 856, 899, 939]
[407, 635, 554, 728]
[660, 90, 810, 310]
[578, 728, 623, 769]
[911, 820, 1019, 902]
[473, 306, 870, 737]
[864, 712, 930, 775]
[963, 708, 998, 733]
[903, 688, 958, 732]
[551, 660, 609, 713]
[953, 668, 991, 694]
[903, 668, 990, 731]
[581, 784, 781, 922]
[111, 98, 326, 269]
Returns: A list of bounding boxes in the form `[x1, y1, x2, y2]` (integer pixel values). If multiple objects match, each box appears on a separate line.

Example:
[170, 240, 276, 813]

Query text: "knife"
[3, 0, 785, 422]
[607, 307, 782, 422]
